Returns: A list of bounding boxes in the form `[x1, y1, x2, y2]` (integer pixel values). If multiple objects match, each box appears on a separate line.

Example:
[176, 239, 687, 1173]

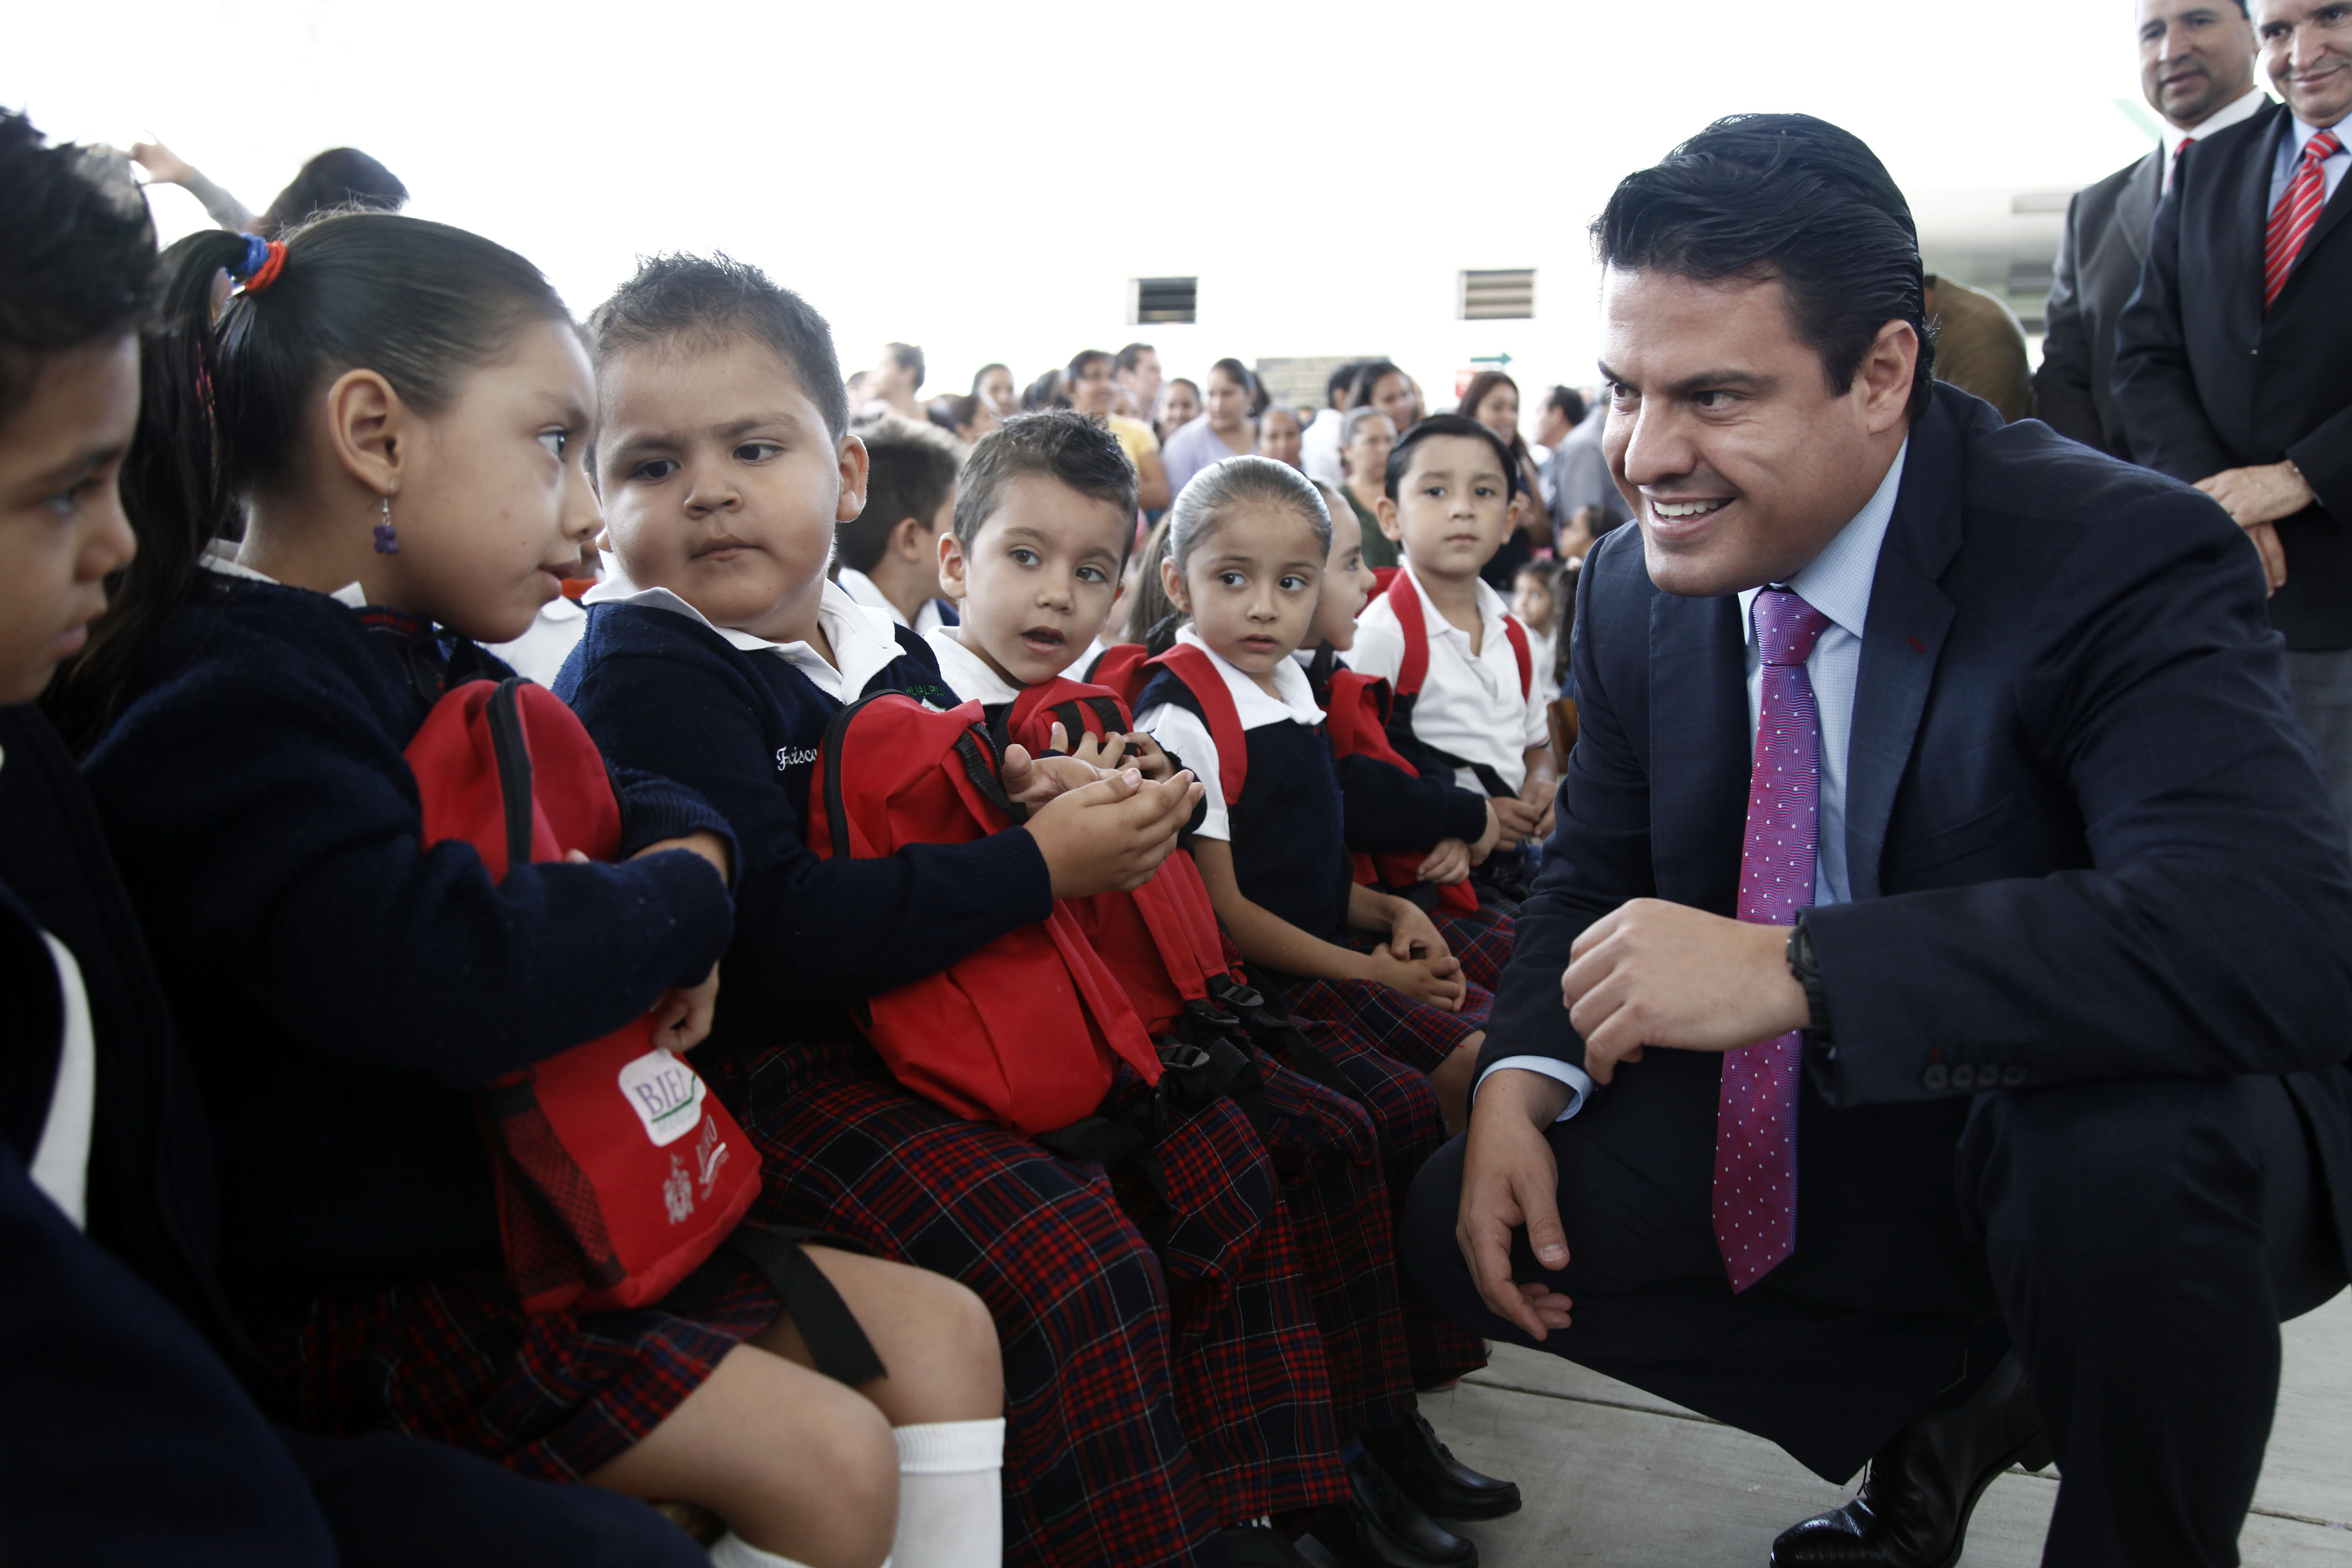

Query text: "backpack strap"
[1502, 613, 1533, 700]
[1386, 568, 1429, 699]
[1145, 644, 1248, 807]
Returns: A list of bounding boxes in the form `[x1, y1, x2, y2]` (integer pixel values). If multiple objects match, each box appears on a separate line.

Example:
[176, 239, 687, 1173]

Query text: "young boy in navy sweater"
[558, 256, 1344, 1568]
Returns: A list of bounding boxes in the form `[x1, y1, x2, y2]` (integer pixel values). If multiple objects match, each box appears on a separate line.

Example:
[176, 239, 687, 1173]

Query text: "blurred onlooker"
[1067, 348, 1173, 510]
[127, 140, 407, 237]
[834, 414, 963, 633]
[1154, 377, 1201, 444]
[1533, 385, 1586, 464]
[928, 392, 998, 447]
[846, 369, 871, 407]
[1021, 368, 1067, 412]
[1350, 359, 1418, 438]
[1509, 560, 1565, 706]
[2115, 0, 2352, 837]
[2037, 0, 2266, 458]
[1115, 343, 1162, 426]
[1160, 358, 1259, 499]
[1301, 358, 1365, 487]
[1547, 393, 1630, 539]
[1339, 406, 1400, 570]
[972, 361, 1018, 420]
[1922, 274, 2034, 422]
[1256, 404, 1305, 469]
[1457, 370, 1552, 589]
[867, 340, 926, 419]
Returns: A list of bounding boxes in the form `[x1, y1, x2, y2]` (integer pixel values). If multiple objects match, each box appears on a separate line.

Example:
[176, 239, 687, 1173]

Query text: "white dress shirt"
[1302, 407, 1348, 489]
[1349, 560, 1550, 794]
[1481, 443, 1909, 1121]
[585, 571, 908, 702]
[1133, 626, 1326, 841]
[2163, 86, 2270, 193]
[2271, 111, 2351, 211]
[923, 627, 1021, 706]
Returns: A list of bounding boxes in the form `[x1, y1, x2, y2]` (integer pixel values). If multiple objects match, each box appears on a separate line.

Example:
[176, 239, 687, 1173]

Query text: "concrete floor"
[1416, 1291, 2352, 1567]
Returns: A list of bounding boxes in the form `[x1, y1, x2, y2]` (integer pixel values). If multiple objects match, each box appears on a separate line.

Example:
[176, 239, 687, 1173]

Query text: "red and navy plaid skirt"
[262, 1260, 778, 1483]
[1431, 904, 1516, 994]
[709, 1037, 1231, 1568]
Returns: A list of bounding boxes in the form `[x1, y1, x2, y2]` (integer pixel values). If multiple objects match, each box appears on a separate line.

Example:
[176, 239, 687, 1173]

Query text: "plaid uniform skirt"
[1430, 904, 1516, 994]
[711, 1037, 1237, 1568]
[262, 1260, 779, 1483]
[1266, 965, 1492, 1385]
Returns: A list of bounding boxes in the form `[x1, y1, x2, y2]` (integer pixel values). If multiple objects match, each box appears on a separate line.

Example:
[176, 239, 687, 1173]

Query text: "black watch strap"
[1787, 916, 1832, 1038]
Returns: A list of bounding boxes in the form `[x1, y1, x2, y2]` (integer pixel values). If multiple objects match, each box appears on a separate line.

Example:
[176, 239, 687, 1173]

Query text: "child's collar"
[586, 570, 907, 699]
[921, 627, 1023, 706]
[200, 543, 368, 609]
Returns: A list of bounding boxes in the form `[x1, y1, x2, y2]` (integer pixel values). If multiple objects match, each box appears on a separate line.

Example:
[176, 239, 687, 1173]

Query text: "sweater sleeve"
[1335, 753, 1490, 851]
[178, 168, 257, 233]
[563, 642, 1055, 1016]
[84, 650, 735, 1089]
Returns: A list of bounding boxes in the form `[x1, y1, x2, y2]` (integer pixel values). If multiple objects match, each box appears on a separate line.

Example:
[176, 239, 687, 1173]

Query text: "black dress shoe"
[1360, 1410, 1522, 1521]
[1770, 1350, 2053, 1568]
[1220, 1525, 1314, 1567]
[1307, 1447, 1478, 1568]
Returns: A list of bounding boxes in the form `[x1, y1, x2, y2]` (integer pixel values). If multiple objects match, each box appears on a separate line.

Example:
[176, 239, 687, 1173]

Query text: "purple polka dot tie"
[1713, 588, 1831, 1294]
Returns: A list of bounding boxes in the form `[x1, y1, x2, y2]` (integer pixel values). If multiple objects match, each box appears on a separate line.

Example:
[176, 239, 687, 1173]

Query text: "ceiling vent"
[1130, 276, 1198, 325]
[1460, 269, 1535, 320]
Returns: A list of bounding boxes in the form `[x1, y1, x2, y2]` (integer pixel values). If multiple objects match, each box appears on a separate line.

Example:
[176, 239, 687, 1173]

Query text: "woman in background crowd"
[1255, 404, 1303, 469]
[1340, 405, 1399, 570]
[1457, 370, 1549, 591]
[1153, 377, 1200, 445]
[126, 139, 407, 237]
[971, 362, 1017, 420]
[1159, 357, 1256, 500]
[1064, 349, 1173, 510]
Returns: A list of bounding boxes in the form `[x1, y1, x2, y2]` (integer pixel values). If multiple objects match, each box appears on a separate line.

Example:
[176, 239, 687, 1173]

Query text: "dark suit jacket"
[1486, 383, 2352, 1271]
[2114, 101, 2352, 650]
[2034, 148, 2161, 458]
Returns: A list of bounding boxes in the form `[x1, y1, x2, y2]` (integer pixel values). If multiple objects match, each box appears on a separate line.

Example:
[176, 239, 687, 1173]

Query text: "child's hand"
[1025, 769, 1204, 896]
[1124, 731, 1176, 782]
[1048, 723, 1174, 783]
[1001, 742, 1109, 807]
[127, 140, 196, 186]
[1387, 900, 1453, 964]
[1418, 838, 1472, 885]
[1363, 946, 1466, 1012]
[632, 830, 732, 885]
[1472, 800, 1505, 866]
[648, 963, 721, 1054]
[1492, 797, 1543, 848]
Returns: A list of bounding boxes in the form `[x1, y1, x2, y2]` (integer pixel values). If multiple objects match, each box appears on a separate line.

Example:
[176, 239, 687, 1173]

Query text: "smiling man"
[1400, 113, 2352, 1568]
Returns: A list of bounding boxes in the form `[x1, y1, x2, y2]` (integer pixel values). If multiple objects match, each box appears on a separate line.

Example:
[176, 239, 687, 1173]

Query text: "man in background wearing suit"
[1403, 113, 2352, 1568]
[2039, 0, 2266, 459]
[2115, 0, 2352, 840]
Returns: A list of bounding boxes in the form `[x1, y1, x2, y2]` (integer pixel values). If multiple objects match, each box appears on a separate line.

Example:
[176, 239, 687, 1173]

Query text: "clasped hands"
[1455, 898, 1808, 1341]
[2197, 460, 2315, 595]
[1005, 730, 1204, 900]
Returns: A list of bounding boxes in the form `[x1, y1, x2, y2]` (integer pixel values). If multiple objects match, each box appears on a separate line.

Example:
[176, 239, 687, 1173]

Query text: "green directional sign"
[1470, 353, 1514, 367]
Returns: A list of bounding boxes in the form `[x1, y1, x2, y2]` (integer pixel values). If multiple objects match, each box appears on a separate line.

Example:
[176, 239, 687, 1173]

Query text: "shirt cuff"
[1475, 1056, 1594, 1121]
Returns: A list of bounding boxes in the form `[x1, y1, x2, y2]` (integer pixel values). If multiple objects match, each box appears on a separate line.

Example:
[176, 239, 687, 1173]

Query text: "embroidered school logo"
[693, 1114, 731, 1198]
[775, 745, 819, 771]
[898, 681, 954, 712]
[663, 1153, 694, 1224]
[616, 1048, 704, 1147]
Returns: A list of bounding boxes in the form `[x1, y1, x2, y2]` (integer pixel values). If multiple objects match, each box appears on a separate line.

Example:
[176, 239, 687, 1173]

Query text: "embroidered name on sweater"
[775, 745, 820, 770]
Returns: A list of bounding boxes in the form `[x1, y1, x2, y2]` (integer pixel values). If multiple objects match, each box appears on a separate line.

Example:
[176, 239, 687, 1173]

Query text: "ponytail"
[48, 212, 568, 750]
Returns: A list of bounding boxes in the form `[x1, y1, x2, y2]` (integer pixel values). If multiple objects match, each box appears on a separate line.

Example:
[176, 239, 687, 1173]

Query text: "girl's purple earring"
[373, 495, 399, 555]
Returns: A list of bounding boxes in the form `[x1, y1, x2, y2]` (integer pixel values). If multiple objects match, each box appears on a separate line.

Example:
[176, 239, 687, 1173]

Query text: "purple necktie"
[1713, 587, 1832, 1293]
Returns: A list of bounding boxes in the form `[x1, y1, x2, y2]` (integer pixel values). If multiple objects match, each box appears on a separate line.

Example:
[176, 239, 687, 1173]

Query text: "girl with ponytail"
[63, 212, 1000, 1568]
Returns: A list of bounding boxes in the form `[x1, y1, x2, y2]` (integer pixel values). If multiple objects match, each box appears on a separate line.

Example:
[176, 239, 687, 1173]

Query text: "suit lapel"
[1844, 403, 1966, 902]
[1649, 590, 1750, 916]
[2236, 107, 2288, 328]
[2117, 150, 2159, 262]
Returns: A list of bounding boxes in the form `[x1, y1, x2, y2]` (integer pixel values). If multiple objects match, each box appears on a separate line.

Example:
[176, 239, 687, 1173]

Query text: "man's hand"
[1418, 837, 1472, 885]
[1455, 1068, 1576, 1340]
[648, 964, 720, 1054]
[2197, 460, 2314, 530]
[1562, 898, 1806, 1084]
[1024, 769, 1204, 896]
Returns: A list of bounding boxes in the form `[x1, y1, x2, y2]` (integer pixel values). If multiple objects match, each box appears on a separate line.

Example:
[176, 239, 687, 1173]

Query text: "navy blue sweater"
[557, 602, 1055, 1051]
[81, 579, 736, 1311]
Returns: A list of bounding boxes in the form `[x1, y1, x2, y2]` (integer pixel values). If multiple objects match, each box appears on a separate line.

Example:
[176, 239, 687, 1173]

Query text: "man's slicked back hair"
[953, 411, 1138, 559]
[0, 110, 158, 426]
[839, 413, 960, 573]
[587, 253, 849, 439]
[1593, 113, 1936, 424]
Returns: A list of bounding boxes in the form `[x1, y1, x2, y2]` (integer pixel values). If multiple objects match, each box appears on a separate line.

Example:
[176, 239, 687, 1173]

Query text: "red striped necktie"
[2264, 129, 2343, 310]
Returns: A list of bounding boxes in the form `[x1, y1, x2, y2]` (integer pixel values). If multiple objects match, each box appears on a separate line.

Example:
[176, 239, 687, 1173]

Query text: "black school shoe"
[1305, 1447, 1478, 1568]
[1360, 1411, 1522, 1522]
[1221, 1525, 1315, 1567]
[1769, 1350, 2052, 1568]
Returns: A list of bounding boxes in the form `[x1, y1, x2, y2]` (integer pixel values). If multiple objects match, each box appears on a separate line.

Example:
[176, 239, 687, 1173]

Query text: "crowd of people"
[0, 2, 2346, 1566]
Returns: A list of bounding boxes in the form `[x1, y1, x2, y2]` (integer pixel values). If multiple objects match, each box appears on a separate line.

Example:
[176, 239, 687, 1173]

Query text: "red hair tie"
[242, 239, 288, 295]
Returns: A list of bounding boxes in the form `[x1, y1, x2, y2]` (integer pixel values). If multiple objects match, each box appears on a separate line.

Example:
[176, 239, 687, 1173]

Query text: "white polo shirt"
[1349, 560, 1548, 793]
[923, 627, 1020, 705]
[585, 572, 908, 702]
[1132, 627, 1326, 841]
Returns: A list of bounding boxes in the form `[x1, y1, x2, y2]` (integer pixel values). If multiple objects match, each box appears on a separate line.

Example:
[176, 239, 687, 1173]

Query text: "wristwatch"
[1787, 916, 1832, 1038]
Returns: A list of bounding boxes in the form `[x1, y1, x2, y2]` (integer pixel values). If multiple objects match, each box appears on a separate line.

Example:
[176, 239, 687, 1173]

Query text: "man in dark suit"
[2115, 0, 2352, 841]
[1402, 113, 2352, 1568]
[2037, 0, 2267, 458]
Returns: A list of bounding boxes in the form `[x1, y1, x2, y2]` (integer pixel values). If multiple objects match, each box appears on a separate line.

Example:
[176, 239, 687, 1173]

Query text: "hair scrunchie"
[235, 235, 288, 294]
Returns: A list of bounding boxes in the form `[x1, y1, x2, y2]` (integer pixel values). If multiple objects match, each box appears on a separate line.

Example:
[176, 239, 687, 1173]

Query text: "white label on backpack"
[618, 1049, 705, 1147]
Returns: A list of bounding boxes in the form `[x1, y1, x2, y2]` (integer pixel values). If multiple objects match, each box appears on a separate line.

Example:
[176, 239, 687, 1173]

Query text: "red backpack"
[404, 678, 761, 1315]
[804, 692, 1162, 1136]
[1382, 567, 1532, 800]
[1319, 667, 1480, 915]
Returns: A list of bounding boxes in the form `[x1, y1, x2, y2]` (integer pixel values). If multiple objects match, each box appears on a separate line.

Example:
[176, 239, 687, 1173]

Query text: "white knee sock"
[891, 1418, 1006, 1568]
[707, 1533, 820, 1568]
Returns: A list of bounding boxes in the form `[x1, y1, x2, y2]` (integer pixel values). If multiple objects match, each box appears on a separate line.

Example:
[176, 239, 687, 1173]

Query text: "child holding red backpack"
[59, 215, 999, 1568]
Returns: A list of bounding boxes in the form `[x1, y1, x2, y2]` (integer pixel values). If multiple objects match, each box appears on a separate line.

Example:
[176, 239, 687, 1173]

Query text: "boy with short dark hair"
[559, 258, 1340, 1568]
[834, 413, 960, 634]
[1351, 414, 1558, 865]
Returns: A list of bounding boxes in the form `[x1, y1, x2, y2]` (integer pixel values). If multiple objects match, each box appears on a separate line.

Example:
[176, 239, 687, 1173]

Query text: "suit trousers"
[1402, 1064, 2345, 1568]
[2286, 648, 2352, 851]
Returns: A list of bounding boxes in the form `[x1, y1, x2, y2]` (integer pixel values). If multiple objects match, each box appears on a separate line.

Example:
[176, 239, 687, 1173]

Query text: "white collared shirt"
[2272, 111, 2351, 210]
[584, 570, 907, 703]
[835, 565, 951, 637]
[1483, 442, 1908, 1123]
[2164, 86, 2270, 192]
[1347, 560, 1550, 793]
[487, 593, 587, 686]
[923, 627, 1021, 706]
[1132, 626, 1326, 841]
[199, 545, 368, 608]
